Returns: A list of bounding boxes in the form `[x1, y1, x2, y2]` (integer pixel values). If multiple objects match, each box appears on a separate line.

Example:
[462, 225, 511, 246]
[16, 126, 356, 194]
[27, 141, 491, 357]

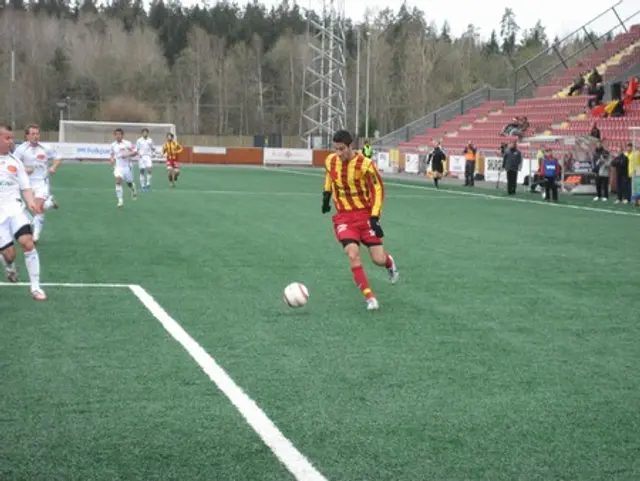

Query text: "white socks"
[24, 249, 40, 291]
[33, 214, 45, 240]
[140, 173, 146, 188]
[146, 173, 151, 187]
[116, 184, 123, 201]
[0, 254, 15, 271]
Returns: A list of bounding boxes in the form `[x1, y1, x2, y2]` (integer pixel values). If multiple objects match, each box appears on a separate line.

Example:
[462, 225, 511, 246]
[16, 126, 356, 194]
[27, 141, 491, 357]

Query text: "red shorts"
[332, 210, 382, 247]
[166, 160, 180, 170]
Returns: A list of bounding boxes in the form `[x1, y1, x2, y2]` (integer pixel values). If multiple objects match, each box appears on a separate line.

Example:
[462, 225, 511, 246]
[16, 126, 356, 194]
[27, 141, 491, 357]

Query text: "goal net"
[59, 120, 177, 144]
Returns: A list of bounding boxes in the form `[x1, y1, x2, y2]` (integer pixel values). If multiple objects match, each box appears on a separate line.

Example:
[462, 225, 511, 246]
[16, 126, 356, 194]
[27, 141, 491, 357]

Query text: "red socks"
[384, 253, 394, 269]
[351, 265, 374, 299]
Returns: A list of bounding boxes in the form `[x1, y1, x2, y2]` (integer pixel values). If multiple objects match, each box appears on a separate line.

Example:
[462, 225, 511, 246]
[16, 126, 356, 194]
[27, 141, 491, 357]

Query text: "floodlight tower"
[299, 0, 347, 148]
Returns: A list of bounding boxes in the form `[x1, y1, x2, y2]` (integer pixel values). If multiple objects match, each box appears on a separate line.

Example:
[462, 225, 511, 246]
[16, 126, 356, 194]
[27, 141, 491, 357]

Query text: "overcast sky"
[181, 0, 638, 41]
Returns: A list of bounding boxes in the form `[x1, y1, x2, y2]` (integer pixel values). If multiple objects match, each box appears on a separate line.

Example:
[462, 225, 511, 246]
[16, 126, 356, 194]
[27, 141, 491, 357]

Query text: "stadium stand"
[395, 24, 640, 157]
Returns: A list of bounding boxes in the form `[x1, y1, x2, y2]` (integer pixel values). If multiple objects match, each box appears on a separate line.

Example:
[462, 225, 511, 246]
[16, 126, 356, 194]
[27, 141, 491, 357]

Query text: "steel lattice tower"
[299, 0, 347, 148]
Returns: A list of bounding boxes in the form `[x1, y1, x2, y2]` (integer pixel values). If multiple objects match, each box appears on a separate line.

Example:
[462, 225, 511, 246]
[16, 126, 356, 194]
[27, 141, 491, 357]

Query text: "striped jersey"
[323, 152, 385, 216]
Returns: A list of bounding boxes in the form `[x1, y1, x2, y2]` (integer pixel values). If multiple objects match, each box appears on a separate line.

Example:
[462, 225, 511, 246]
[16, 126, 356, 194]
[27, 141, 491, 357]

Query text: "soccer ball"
[283, 282, 309, 308]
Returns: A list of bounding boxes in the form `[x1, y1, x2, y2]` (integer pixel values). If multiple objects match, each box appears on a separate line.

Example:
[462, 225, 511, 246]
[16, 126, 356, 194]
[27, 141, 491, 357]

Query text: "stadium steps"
[397, 25, 640, 154]
[535, 25, 640, 98]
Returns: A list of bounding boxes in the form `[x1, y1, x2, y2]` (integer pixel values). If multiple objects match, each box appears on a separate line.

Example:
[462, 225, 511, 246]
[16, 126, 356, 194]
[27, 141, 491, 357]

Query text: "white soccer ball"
[283, 282, 309, 308]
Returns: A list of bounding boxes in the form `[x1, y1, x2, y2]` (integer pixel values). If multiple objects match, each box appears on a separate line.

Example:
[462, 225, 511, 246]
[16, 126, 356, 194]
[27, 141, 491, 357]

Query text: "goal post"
[59, 120, 177, 143]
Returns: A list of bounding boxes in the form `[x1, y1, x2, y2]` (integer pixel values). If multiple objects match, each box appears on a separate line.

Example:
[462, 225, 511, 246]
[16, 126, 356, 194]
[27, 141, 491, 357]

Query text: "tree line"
[0, 1, 603, 137]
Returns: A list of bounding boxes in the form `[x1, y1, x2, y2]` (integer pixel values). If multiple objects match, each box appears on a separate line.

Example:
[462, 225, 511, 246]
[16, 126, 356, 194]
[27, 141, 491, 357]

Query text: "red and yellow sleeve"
[175, 142, 184, 154]
[365, 159, 384, 217]
[323, 155, 333, 192]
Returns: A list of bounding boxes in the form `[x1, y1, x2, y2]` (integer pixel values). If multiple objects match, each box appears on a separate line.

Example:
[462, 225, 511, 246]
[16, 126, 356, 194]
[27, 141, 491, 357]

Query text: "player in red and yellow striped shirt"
[321, 129, 399, 310]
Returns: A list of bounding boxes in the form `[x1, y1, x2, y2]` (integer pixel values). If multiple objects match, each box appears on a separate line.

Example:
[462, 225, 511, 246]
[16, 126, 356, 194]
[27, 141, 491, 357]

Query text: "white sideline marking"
[0, 282, 129, 288]
[54, 186, 459, 200]
[128, 284, 328, 481]
[270, 168, 640, 217]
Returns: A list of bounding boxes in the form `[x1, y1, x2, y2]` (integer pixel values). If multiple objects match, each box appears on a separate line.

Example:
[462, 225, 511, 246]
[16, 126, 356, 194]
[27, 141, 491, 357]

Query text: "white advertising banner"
[376, 151, 391, 172]
[48, 142, 168, 163]
[404, 153, 419, 174]
[263, 148, 312, 165]
[193, 146, 226, 154]
[447, 155, 466, 178]
[484, 156, 503, 182]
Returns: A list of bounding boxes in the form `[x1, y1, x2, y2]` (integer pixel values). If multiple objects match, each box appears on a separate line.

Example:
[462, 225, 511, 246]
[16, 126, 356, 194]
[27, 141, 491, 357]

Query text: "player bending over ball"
[13, 124, 61, 243]
[110, 128, 138, 208]
[0, 124, 47, 300]
[322, 129, 399, 311]
[136, 128, 156, 192]
[162, 133, 183, 188]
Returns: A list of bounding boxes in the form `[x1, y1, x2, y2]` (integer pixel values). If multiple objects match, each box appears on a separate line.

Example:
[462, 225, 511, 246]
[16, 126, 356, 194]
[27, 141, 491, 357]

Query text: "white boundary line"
[269, 167, 640, 217]
[0, 282, 130, 288]
[0, 281, 328, 481]
[54, 186, 461, 200]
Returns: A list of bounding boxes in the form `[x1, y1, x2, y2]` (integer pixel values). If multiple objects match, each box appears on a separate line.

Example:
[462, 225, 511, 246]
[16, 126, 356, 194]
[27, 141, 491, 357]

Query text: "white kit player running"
[13, 124, 61, 243]
[110, 128, 138, 208]
[0, 124, 46, 300]
[135, 128, 155, 192]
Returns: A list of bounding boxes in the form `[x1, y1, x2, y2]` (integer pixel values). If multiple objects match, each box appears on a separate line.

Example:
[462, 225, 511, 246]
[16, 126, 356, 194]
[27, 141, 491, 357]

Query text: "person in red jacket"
[539, 148, 562, 202]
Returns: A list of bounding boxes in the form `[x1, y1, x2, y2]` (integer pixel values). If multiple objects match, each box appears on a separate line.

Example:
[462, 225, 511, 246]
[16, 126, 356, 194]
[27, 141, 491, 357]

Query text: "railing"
[513, 1, 640, 99]
[373, 86, 514, 147]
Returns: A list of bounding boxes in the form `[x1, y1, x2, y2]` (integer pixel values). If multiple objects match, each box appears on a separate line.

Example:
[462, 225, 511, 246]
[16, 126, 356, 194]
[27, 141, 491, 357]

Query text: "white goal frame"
[59, 120, 177, 143]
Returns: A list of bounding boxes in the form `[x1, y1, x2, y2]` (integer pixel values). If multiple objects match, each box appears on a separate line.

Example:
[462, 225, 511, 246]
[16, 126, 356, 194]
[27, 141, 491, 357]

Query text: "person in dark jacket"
[592, 141, 610, 201]
[539, 149, 561, 202]
[427, 140, 446, 189]
[502, 141, 523, 195]
[612, 146, 631, 203]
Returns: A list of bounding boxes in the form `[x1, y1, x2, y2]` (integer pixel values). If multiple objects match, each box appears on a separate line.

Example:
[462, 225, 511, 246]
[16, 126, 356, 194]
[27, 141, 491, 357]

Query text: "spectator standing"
[362, 140, 373, 159]
[540, 148, 561, 202]
[463, 141, 477, 187]
[590, 123, 601, 140]
[502, 141, 523, 195]
[592, 142, 611, 201]
[612, 146, 630, 204]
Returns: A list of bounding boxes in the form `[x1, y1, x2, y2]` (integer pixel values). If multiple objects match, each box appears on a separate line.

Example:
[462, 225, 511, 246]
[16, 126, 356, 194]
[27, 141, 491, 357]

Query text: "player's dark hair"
[333, 129, 353, 145]
[0, 123, 13, 132]
[141, 128, 149, 134]
[25, 124, 40, 135]
[166, 132, 174, 140]
[114, 128, 124, 134]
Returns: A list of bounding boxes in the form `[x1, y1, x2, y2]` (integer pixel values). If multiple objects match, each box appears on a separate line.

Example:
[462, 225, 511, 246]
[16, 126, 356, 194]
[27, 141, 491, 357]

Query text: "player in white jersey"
[110, 128, 138, 208]
[0, 124, 47, 300]
[13, 124, 61, 243]
[135, 128, 155, 192]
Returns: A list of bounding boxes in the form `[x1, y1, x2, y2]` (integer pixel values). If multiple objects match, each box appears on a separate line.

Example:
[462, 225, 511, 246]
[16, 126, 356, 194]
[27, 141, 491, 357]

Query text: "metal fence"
[513, 2, 640, 100]
[373, 86, 515, 147]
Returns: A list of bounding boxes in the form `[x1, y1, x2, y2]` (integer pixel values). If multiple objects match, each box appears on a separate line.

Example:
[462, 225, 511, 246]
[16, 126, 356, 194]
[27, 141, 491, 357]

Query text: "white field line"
[0, 280, 328, 481]
[53, 186, 460, 200]
[269, 167, 640, 217]
[128, 284, 328, 481]
[0, 282, 130, 288]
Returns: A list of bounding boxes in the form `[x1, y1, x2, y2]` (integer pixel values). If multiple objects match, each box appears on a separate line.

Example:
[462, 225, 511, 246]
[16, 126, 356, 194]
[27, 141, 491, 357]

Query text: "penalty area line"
[0, 282, 130, 288]
[127, 284, 328, 481]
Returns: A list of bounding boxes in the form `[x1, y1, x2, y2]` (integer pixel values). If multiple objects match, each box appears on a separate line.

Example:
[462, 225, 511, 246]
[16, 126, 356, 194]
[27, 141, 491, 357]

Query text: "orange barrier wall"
[181, 147, 333, 166]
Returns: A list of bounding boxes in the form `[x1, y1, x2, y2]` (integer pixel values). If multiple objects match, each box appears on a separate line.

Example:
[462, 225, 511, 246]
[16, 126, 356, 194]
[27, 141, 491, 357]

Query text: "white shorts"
[138, 156, 153, 170]
[31, 179, 50, 200]
[0, 210, 32, 249]
[113, 166, 133, 184]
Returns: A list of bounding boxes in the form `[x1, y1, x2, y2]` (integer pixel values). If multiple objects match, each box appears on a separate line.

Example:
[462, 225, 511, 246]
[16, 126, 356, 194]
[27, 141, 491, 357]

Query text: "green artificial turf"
[1, 164, 638, 481]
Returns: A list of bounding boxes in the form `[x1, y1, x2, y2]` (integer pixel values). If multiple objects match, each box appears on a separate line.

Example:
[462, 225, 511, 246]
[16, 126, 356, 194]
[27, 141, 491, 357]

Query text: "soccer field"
[2, 164, 639, 481]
